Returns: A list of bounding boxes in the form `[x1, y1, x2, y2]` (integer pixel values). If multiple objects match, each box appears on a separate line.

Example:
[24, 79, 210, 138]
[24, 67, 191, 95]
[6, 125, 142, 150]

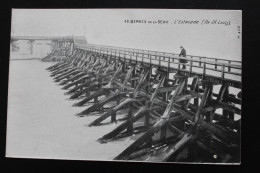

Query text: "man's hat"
[180, 46, 183, 48]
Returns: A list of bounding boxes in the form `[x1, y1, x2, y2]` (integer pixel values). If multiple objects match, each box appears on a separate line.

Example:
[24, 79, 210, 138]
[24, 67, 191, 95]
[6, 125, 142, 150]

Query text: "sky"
[11, 9, 241, 61]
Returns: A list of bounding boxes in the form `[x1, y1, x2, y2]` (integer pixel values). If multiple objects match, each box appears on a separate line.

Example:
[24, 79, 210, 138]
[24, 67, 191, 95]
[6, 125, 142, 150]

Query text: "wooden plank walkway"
[74, 42, 241, 88]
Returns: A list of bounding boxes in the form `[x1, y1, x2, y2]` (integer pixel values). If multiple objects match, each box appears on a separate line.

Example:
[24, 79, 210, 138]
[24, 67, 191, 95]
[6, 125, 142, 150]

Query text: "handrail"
[75, 43, 241, 67]
[86, 43, 242, 64]
[72, 40, 241, 82]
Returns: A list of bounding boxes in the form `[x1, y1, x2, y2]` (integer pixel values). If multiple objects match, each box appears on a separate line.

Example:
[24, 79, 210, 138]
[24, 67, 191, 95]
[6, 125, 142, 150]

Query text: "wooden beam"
[157, 86, 177, 94]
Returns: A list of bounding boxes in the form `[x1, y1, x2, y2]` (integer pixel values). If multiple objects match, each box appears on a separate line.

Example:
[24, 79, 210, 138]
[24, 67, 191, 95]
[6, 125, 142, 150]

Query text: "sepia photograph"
[6, 9, 241, 164]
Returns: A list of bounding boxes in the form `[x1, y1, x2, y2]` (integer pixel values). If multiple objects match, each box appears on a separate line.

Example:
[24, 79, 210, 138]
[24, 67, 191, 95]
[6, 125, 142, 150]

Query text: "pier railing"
[74, 43, 241, 83]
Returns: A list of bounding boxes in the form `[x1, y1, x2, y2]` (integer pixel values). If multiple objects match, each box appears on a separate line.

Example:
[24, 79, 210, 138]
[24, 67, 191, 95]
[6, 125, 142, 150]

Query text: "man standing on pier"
[179, 46, 187, 69]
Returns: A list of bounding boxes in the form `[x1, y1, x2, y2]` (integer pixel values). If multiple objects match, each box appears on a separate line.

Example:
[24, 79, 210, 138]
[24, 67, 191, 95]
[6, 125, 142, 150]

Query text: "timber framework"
[11, 35, 242, 163]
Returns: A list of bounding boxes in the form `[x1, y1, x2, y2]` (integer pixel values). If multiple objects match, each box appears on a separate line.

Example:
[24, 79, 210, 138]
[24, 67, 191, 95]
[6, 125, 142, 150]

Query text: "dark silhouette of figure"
[179, 46, 187, 69]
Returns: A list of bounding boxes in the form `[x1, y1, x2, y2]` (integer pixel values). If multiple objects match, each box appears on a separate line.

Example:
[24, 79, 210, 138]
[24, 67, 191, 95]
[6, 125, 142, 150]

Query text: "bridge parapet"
[10, 36, 75, 42]
[10, 35, 86, 57]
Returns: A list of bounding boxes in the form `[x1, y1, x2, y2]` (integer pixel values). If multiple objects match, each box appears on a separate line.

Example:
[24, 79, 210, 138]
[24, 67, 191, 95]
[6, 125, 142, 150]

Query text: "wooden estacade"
[43, 36, 241, 163]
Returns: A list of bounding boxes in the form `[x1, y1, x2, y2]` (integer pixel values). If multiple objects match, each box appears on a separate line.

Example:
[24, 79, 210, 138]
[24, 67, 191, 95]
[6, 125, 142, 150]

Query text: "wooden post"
[194, 82, 211, 134]
[94, 70, 103, 103]
[180, 77, 188, 130]
[168, 57, 170, 72]
[222, 86, 229, 120]
[166, 72, 170, 100]
[221, 64, 225, 79]
[189, 58, 193, 76]
[186, 76, 198, 110]
[194, 85, 199, 109]
[127, 94, 134, 134]
[162, 74, 169, 102]
[142, 53, 144, 64]
[228, 61, 231, 72]
[205, 84, 213, 122]
[70, 42, 74, 52]
[131, 66, 136, 88]
[144, 101, 150, 128]
[203, 62, 206, 76]
[111, 111, 116, 122]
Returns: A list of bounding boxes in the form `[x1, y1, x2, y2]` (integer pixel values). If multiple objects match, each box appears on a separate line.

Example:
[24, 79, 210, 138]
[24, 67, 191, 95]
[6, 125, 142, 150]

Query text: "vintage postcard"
[7, 9, 241, 164]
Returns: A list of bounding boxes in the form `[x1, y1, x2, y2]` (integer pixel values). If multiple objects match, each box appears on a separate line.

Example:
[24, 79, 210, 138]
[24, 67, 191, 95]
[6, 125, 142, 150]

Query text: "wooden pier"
[11, 35, 241, 163]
